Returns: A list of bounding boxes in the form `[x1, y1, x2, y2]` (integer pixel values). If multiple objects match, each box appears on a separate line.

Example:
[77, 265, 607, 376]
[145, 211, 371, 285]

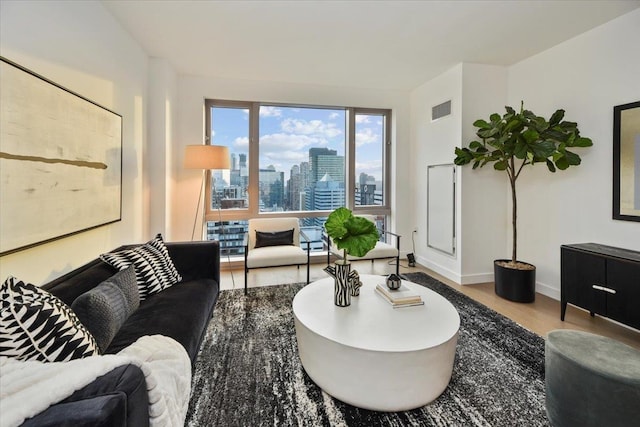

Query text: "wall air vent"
[432, 100, 452, 121]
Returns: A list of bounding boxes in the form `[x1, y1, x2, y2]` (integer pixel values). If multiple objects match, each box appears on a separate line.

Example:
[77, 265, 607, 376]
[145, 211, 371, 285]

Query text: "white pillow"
[99, 234, 182, 301]
[0, 276, 99, 362]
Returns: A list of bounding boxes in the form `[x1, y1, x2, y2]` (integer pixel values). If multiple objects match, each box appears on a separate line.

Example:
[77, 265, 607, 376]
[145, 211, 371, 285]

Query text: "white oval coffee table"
[292, 274, 460, 412]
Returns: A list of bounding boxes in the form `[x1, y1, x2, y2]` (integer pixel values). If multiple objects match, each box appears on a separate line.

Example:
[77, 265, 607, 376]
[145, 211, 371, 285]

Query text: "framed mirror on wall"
[613, 101, 640, 222]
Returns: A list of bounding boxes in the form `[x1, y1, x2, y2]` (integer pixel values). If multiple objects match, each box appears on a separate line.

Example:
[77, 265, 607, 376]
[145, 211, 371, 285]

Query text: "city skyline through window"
[257, 106, 346, 212]
[210, 104, 386, 213]
[204, 100, 391, 256]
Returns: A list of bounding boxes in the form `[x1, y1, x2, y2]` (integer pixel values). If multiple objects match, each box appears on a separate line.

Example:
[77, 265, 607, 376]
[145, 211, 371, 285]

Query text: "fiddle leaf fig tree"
[325, 207, 379, 259]
[454, 102, 592, 267]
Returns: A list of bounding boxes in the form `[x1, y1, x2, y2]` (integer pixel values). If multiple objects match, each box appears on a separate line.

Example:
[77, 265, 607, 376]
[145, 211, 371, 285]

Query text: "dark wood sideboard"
[561, 243, 640, 330]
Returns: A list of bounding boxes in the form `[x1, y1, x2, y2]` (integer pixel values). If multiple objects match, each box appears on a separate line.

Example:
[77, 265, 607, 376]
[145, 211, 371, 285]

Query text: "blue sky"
[210, 105, 384, 183]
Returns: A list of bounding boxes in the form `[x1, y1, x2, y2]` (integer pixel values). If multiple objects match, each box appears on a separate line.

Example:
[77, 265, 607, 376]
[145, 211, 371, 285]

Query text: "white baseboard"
[416, 256, 462, 284]
[460, 273, 494, 285]
[416, 256, 496, 285]
[416, 255, 562, 302]
[536, 281, 560, 301]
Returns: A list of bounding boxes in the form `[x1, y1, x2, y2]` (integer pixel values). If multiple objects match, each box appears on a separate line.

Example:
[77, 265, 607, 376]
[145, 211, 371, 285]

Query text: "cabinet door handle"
[592, 284, 617, 294]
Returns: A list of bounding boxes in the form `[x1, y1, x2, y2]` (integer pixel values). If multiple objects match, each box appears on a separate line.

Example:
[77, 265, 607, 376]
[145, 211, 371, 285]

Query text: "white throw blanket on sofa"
[0, 335, 191, 427]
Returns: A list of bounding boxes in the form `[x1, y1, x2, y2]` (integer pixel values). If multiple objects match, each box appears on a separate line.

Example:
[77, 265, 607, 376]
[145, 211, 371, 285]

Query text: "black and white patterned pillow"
[99, 234, 182, 301]
[0, 276, 99, 362]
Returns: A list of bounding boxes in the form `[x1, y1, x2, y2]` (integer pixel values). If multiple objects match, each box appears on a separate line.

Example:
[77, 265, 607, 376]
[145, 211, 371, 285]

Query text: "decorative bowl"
[386, 273, 401, 290]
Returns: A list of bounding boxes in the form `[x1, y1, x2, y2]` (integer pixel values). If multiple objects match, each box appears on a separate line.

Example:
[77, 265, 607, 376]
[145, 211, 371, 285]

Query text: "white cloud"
[355, 115, 371, 124]
[234, 136, 249, 148]
[261, 151, 307, 168]
[260, 132, 327, 151]
[234, 133, 330, 151]
[259, 133, 326, 168]
[281, 118, 342, 138]
[355, 128, 379, 147]
[233, 132, 332, 176]
[260, 106, 282, 117]
[329, 112, 340, 120]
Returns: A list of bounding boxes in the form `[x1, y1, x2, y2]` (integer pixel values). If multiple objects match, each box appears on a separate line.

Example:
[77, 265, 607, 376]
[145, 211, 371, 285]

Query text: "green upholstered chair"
[545, 329, 640, 427]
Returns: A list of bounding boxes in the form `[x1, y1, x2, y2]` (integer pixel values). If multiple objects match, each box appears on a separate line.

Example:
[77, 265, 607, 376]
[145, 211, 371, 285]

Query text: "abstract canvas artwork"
[613, 101, 640, 222]
[0, 58, 122, 255]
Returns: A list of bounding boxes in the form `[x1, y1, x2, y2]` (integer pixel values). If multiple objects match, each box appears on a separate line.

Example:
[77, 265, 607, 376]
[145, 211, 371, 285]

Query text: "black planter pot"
[494, 260, 536, 303]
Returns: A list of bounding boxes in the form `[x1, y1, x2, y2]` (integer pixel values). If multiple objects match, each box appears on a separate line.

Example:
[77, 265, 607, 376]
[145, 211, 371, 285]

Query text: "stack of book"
[375, 283, 424, 308]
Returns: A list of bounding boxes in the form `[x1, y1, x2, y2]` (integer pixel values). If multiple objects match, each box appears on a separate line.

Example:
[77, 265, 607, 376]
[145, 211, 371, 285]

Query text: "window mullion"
[248, 102, 261, 216]
[384, 110, 391, 208]
[346, 107, 355, 209]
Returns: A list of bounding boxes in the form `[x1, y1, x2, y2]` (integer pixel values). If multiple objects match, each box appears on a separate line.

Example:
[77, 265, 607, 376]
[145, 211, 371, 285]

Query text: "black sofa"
[20, 240, 220, 427]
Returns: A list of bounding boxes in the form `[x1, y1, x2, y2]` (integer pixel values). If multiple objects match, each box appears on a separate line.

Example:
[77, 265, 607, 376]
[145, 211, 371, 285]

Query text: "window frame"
[351, 108, 392, 211]
[203, 99, 392, 226]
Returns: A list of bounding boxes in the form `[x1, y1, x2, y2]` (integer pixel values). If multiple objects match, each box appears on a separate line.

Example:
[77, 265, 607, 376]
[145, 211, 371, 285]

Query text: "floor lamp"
[183, 144, 230, 241]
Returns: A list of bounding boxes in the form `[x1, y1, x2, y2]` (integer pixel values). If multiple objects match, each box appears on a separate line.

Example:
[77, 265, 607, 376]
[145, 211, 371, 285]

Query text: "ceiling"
[102, 0, 639, 91]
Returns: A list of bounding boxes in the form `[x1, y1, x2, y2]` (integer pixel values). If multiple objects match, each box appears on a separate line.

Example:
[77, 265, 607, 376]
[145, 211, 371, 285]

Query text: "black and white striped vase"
[349, 269, 362, 296]
[333, 260, 352, 307]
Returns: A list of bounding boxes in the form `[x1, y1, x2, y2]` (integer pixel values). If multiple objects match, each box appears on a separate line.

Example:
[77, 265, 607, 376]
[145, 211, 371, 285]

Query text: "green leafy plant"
[454, 101, 592, 267]
[324, 207, 379, 259]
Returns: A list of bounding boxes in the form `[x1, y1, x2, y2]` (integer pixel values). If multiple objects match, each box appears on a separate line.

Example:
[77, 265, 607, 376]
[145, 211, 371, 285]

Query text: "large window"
[207, 103, 250, 211]
[204, 99, 391, 256]
[354, 111, 388, 207]
[258, 105, 346, 214]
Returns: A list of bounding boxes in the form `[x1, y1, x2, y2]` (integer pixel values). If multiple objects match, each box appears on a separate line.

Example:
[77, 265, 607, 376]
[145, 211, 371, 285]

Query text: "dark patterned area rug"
[186, 272, 549, 426]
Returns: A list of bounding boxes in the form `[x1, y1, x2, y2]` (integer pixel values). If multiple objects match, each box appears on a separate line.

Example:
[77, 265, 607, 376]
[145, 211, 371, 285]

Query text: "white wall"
[410, 65, 463, 281]
[459, 64, 509, 282]
[411, 10, 640, 296]
[147, 58, 178, 238]
[410, 64, 508, 284]
[170, 75, 413, 248]
[0, 0, 149, 284]
[507, 9, 640, 299]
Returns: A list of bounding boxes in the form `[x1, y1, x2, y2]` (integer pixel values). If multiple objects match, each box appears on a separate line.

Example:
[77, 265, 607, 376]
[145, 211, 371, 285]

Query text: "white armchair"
[244, 217, 310, 294]
[325, 214, 400, 275]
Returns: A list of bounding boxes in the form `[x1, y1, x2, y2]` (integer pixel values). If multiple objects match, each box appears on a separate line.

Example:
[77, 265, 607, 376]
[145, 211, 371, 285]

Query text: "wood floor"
[220, 259, 640, 350]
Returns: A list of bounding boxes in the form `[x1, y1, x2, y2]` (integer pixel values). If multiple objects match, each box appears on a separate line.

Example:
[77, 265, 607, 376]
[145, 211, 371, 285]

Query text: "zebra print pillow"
[0, 276, 99, 362]
[99, 234, 182, 301]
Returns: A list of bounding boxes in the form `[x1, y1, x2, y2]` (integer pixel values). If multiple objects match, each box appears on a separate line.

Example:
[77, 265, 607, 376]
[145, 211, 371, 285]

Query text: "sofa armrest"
[21, 394, 126, 427]
[21, 364, 148, 427]
[166, 240, 220, 284]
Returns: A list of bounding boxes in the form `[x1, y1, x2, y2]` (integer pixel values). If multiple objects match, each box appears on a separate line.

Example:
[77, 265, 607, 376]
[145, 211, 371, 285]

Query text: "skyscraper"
[356, 172, 377, 205]
[307, 147, 345, 211]
[259, 166, 284, 211]
[308, 147, 344, 186]
[306, 173, 345, 226]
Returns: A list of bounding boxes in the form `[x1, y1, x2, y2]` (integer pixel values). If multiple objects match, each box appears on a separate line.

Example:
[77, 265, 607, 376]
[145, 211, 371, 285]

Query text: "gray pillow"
[106, 265, 140, 313]
[71, 266, 139, 353]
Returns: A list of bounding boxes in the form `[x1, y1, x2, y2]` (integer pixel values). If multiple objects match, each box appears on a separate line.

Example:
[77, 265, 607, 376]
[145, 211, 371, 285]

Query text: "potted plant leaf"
[454, 102, 592, 302]
[324, 207, 379, 306]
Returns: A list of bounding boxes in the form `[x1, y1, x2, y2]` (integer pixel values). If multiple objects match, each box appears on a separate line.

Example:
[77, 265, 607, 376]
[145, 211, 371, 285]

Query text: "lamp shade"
[183, 145, 230, 170]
